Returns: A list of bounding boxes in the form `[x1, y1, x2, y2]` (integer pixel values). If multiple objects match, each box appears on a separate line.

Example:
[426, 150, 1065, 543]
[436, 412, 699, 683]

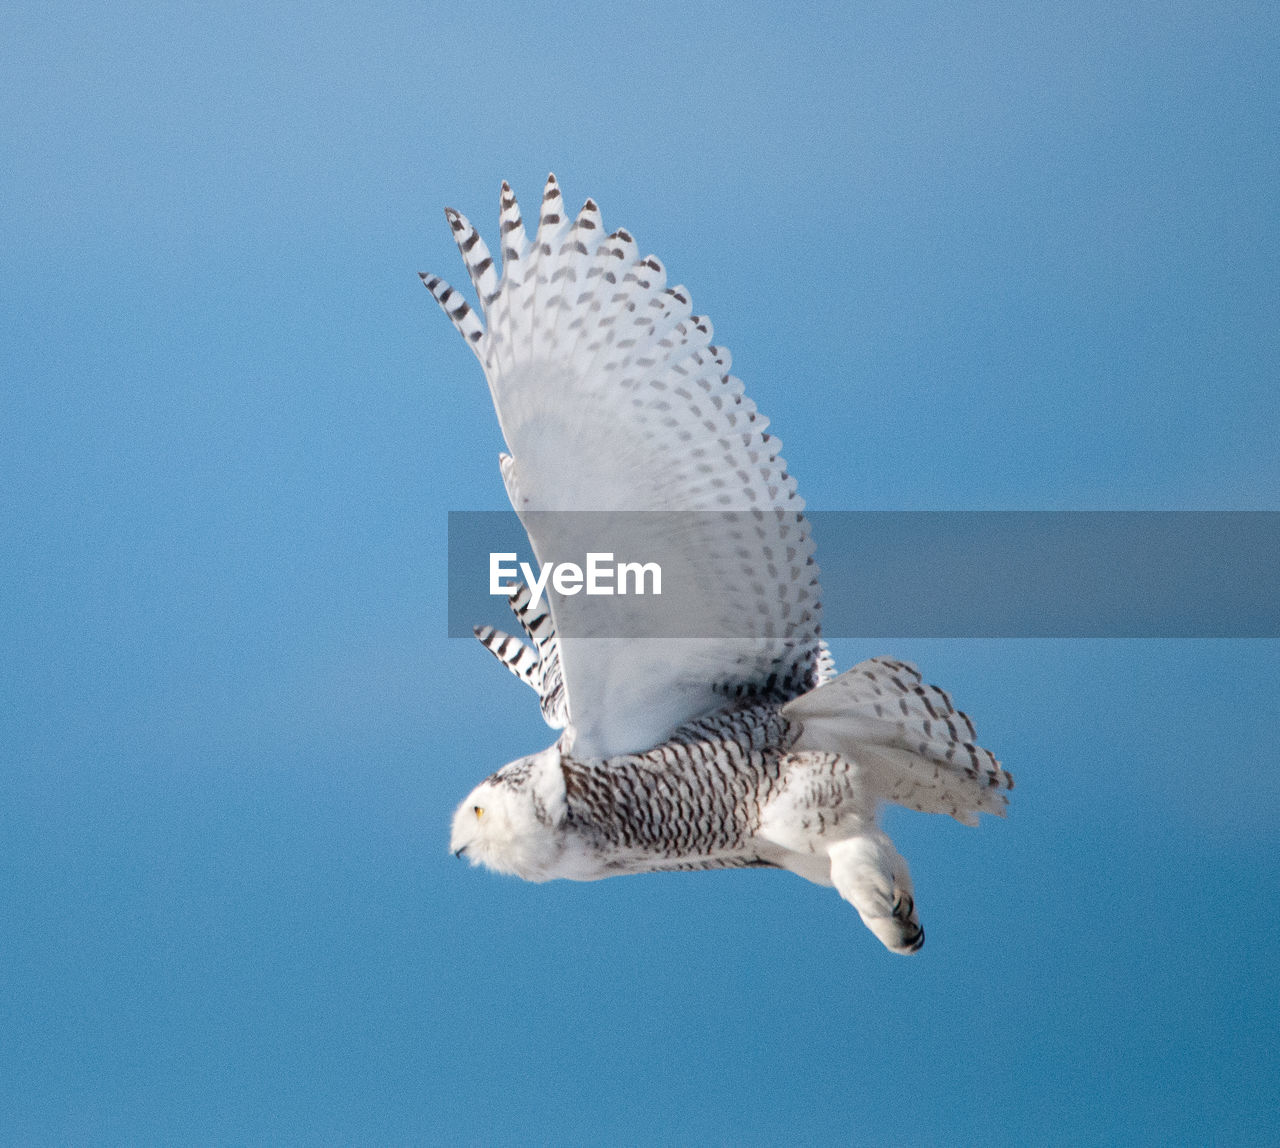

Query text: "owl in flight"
[424, 176, 1011, 953]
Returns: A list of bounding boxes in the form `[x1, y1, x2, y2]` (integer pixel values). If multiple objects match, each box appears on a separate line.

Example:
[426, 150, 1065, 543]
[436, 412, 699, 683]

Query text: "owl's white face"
[449, 747, 566, 881]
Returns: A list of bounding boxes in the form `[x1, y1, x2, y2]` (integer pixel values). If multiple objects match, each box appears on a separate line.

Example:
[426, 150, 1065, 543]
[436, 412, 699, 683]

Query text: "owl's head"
[449, 746, 566, 881]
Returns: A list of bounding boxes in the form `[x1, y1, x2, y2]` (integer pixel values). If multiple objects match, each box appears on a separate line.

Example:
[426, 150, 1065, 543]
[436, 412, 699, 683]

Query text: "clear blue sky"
[3, 2, 1278, 1143]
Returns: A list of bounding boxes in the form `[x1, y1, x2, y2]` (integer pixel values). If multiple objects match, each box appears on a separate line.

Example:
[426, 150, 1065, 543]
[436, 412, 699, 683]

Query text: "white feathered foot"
[828, 833, 924, 955]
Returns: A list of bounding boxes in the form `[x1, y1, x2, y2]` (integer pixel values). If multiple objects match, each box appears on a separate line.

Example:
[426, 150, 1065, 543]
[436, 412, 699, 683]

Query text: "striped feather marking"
[419, 272, 485, 347]
[498, 179, 528, 265]
[445, 208, 500, 306]
[474, 624, 541, 691]
[471, 580, 568, 731]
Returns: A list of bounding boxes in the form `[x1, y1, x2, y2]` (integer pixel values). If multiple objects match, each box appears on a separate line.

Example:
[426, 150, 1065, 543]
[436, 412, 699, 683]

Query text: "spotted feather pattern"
[814, 640, 837, 684]
[423, 175, 823, 759]
[556, 702, 798, 870]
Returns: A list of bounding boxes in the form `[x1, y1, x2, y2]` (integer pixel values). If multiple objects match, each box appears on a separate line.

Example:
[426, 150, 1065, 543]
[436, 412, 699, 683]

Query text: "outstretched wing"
[424, 176, 822, 758]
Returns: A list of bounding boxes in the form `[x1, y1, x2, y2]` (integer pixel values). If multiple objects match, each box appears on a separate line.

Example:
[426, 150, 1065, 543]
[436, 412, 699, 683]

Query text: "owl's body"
[450, 646, 1007, 953]
[427, 177, 1012, 953]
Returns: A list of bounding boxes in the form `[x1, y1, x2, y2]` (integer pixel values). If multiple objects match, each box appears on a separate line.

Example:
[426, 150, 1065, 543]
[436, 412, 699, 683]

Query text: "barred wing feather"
[424, 176, 822, 759]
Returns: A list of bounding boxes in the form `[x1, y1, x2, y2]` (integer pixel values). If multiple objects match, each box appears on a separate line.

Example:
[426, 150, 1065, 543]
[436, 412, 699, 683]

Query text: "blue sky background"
[3, 2, 1278, 1143]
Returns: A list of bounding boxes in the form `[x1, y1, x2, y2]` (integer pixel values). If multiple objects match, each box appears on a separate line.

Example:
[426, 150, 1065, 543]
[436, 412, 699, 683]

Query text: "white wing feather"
[424, 176, 822, 758]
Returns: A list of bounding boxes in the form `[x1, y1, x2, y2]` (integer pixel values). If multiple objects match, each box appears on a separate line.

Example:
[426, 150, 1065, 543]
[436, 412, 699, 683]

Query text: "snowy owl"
[424, 176, 1012, 953]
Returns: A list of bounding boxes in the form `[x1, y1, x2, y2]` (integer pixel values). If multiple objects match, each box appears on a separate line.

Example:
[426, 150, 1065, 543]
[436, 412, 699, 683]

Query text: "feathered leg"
[828, 832, 924, 955]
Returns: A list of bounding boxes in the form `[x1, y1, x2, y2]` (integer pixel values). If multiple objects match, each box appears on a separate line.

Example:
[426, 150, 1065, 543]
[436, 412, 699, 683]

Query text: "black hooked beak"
[453, 846, 468, 859]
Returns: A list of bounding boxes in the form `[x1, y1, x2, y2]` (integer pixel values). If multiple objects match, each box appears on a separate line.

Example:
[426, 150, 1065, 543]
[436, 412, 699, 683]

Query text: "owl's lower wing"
[423, 176, 823, 759]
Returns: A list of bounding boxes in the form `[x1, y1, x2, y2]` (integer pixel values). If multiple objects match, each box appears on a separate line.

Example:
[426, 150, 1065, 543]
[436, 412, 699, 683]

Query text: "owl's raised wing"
[424, 176, 823, 759]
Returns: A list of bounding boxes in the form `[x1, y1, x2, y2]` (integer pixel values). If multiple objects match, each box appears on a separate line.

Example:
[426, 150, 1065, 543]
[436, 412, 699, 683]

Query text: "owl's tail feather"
[783, 656, 1012, 826]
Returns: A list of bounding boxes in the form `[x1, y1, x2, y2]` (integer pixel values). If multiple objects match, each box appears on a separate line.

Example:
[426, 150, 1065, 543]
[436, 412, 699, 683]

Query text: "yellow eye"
[474, 806, 485, 819]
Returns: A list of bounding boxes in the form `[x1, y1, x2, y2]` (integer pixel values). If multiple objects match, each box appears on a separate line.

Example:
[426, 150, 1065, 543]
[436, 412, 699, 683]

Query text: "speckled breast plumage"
[557, 703, 798, 872]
